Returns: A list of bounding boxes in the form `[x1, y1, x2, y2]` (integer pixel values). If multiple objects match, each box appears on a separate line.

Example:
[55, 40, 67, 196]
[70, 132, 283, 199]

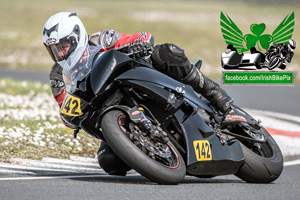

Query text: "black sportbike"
[60, 45, 283, 184]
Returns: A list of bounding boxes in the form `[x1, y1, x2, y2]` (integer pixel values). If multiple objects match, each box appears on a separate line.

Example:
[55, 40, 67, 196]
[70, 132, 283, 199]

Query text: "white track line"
[1, 159, 300, 181]
[284, 159, 300, 167]
[0, 174, 140, 181]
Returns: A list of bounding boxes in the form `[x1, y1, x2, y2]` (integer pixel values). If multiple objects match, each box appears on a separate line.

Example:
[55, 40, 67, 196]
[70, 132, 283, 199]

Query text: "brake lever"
[73, 128, 80, 138]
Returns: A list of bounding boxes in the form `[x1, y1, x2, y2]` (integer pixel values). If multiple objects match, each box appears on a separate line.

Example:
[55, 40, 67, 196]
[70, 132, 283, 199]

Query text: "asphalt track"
[0, 156, 300, 200]
[1, 68, 300, 199]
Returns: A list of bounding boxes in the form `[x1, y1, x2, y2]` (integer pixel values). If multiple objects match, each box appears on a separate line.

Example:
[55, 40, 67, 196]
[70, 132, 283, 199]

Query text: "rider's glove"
[126, 40, 153, 59]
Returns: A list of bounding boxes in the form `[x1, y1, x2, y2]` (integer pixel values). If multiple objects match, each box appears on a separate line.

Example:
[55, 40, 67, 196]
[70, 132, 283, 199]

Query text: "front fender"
[98, 105, 131, 123]
[98, 105, 145, 126]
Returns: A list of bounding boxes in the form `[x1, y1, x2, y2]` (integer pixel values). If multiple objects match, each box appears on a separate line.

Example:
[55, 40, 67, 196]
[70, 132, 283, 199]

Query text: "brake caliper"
[128, 107, 169, 144]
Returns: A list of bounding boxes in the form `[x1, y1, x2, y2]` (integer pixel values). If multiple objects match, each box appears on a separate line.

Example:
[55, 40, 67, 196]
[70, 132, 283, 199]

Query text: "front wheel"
[101, 110, 186, 184]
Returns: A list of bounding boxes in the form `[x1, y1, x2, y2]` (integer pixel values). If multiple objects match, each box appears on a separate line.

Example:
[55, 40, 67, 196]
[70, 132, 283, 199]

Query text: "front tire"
[101, 110, 186, 184]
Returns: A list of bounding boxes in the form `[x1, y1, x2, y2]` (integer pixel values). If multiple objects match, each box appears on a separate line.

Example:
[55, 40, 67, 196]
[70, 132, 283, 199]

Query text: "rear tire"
[255, 64, 262, 69]
[235, 127, 283, 183]
[101, 110, 186, 184]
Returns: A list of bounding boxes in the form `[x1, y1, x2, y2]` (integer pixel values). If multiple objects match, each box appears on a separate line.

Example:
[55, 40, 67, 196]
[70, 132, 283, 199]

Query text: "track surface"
[0, 156, 300, 200]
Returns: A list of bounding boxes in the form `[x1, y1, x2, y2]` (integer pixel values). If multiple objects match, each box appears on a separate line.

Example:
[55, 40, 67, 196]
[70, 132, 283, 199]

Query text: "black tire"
[101, 110, 186, 185]
[235, 127, 283, 183]
[255, 64, 262, 69]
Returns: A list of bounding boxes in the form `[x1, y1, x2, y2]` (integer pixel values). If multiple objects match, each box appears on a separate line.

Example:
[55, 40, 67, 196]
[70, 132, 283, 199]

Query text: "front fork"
[121, 87, 169, 144]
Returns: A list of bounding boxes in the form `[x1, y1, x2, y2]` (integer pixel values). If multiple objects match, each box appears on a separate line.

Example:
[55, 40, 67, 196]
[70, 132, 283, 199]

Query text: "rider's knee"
[97, 141, 131, 176]
[151, 43, 192, 80]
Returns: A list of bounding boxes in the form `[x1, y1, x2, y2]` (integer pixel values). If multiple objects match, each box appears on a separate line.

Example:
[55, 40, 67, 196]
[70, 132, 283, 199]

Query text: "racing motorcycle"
[60, 45, 283, 184]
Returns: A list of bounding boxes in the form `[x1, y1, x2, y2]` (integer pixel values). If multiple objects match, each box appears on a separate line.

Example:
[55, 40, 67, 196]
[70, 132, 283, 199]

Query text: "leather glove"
[126, 40, 153, 59]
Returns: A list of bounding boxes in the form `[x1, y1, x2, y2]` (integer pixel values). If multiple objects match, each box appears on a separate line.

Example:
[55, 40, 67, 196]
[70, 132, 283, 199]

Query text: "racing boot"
[151, 43, 233, 114]
[182, 66, 234, 114]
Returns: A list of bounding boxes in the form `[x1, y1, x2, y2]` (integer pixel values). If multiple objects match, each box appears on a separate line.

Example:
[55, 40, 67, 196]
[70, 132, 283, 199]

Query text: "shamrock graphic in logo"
[220, 12, 295, 53]
[244, 23, 272, 51]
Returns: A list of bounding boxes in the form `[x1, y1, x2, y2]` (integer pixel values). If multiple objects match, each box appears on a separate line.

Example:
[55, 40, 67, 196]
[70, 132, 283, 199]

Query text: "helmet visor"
[44, 25, 79, 62]
[45, 40, 69, 62]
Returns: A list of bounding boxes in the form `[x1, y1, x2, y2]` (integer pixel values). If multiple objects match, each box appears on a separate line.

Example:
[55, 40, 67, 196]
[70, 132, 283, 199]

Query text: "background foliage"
[0, 0, 299, 78]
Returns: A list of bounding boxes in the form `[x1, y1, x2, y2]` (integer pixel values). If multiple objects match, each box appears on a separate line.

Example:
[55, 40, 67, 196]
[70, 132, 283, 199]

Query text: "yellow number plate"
[193, 140, 212, 161]
[60, 93, 84, 117]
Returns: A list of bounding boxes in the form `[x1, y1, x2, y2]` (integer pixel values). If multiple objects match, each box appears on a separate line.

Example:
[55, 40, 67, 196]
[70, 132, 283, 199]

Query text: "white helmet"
[288, 39, 296, 51]
[42, 12, 88, 67]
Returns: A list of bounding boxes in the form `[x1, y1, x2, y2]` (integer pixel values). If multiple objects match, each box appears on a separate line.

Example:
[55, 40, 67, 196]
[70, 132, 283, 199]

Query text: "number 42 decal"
[193, 140, 212, 161]
[60, 93, 83, 117]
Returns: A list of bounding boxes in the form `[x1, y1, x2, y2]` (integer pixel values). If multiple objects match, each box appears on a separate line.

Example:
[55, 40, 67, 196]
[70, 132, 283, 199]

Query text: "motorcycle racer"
[264, 39, 296, 70]
[43, 12, 233, 176]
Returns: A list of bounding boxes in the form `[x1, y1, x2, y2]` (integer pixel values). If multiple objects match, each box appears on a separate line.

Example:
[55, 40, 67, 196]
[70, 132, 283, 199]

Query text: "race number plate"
[193, 140, 212, 161]
[60, 92, 84, 117]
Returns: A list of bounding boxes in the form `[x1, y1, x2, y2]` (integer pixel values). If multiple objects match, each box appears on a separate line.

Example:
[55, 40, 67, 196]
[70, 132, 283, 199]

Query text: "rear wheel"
[235, 127, 283, 183]
[255, 64, 262, 69]
[101, 110, 186, 184]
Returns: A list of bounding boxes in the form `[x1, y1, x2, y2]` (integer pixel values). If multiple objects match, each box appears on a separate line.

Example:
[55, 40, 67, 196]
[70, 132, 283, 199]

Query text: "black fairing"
[113, 67, 244, 176]
[90, 50, 135, 95]
[174, 109, 244, 176]
[116, 67, 213, 113]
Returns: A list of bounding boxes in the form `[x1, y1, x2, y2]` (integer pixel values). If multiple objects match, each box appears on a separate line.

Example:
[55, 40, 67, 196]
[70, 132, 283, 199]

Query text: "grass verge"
[0, 78, 100, 163]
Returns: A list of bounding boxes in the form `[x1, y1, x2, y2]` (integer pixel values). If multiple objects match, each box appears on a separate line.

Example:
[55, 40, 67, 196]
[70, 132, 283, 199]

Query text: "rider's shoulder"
[49, 62, 63, 79]
[50, 62, 62, 71]
[89, 29, 122, 47]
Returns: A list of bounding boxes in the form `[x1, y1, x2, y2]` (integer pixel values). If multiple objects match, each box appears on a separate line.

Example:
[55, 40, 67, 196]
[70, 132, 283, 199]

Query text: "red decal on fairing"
[131, 111, 141, 116]
[224, 115, 247, 122]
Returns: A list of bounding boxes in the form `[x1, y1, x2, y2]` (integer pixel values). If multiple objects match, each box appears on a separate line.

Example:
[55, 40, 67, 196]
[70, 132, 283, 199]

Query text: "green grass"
[0, 78, 100, 162]
[0, 123, 99, 162]
[0, 78, 51, 95]
[0, 0, 299, 81]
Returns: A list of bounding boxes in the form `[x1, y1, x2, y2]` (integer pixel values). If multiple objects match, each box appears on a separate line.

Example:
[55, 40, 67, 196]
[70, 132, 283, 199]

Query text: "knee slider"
[97, 142, 131, 175]
[151, 43, 192, 80]
[167, 43, 185, 57]
[152, 43, 186, 65]
[161, 43, 186, 62]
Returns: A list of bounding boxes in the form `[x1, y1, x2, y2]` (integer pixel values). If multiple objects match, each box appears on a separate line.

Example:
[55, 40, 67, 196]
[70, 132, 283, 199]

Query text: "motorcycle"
[60, 45, 283, 184]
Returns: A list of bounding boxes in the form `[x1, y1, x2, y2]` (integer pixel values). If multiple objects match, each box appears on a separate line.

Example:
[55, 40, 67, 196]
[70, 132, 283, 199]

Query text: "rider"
[43, 12, 233, 176]
[264, 39, 296, 70]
